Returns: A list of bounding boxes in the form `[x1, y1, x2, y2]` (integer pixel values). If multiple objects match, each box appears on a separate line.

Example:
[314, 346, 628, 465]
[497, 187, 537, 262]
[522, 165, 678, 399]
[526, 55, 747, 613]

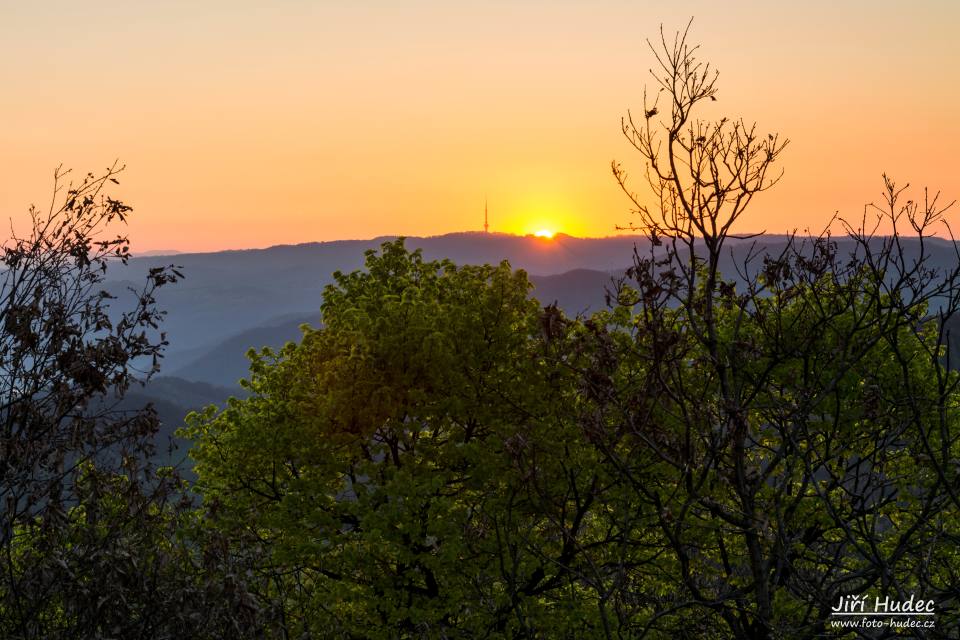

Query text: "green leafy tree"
[185, 240, 614, 638]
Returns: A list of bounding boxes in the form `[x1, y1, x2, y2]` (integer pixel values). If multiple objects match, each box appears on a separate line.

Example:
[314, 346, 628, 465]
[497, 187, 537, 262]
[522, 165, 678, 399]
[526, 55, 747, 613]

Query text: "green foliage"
[185, 240, 610, 637]
[0, 464, 270, 639]
[587, 263, 960, 637]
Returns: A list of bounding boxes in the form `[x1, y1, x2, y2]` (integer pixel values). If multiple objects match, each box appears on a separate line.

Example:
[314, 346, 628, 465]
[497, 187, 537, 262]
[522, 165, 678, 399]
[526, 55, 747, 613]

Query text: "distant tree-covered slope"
[168, 312, 319, 387]
[114, 376, 244, 464]
[111, 233, 648, 360]
[140, 233, 960, 391]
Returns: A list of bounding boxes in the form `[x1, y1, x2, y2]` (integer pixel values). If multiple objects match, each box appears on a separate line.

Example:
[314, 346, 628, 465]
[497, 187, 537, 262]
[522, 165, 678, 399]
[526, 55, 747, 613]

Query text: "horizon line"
[131, 230, 957, 258]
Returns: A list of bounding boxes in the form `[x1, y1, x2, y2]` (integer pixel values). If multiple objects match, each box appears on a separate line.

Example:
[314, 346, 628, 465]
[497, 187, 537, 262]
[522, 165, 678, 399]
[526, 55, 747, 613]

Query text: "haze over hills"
[114, 233, 639, 440]
[112, 233, 648, 368]
[115, 231, 960, 441]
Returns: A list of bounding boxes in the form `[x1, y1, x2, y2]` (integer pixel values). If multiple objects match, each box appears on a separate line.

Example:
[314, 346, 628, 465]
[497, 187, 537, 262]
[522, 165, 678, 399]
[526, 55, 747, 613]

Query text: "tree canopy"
[185, 241, 618, 637]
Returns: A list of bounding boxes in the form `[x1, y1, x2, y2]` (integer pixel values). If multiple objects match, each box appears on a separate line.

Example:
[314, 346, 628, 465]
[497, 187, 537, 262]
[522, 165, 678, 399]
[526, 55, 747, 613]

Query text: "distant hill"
[99, 232, 959, 448]
[113, 376, 242, 467]
[161, 270, 615, 388]
[169, 312, 318, 387]
[99, 231, 959, 375]
[530, 269, 617, 316]
[137, 249, 183, 257]
[106, 233, 652, 370]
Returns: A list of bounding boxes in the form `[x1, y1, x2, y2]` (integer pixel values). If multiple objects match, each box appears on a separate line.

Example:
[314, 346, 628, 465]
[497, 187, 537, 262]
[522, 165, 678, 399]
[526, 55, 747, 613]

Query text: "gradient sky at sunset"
[2, 1, 958, 252]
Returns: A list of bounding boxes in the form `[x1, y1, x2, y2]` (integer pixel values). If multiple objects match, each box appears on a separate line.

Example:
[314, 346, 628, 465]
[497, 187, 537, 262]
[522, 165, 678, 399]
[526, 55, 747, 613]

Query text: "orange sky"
[1, 1, 958, 252]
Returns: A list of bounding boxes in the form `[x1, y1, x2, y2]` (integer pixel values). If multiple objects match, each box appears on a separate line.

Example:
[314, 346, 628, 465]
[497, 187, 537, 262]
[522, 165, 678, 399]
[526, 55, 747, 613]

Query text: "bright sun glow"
[534, 229, 555, 239]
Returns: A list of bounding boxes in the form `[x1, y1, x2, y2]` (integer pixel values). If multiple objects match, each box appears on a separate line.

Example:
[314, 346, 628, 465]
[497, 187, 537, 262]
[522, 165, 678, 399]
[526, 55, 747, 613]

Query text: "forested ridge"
[2, 26, 959, 640]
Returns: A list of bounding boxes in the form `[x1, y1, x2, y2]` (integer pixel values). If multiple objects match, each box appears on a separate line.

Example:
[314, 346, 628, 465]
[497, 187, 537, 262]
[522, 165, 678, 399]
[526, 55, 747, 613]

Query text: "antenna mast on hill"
[484, 197, 489, 233]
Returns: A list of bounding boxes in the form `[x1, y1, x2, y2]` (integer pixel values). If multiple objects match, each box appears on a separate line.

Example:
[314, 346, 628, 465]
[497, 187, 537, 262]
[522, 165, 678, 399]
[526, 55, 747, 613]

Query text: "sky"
[1, 1, 958, 253]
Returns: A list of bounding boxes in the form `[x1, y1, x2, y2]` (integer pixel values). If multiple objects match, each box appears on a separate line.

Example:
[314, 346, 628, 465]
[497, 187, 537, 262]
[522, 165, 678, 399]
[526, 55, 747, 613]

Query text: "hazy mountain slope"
[167, 270, 614, 387]
[113, 376, 242, 466]
[529, 269, 616, 316]
[169, 312, 318, 387]
[110, 233, 652, 366]
[111, 233, 958, 388]
[109, 233, 959, 472]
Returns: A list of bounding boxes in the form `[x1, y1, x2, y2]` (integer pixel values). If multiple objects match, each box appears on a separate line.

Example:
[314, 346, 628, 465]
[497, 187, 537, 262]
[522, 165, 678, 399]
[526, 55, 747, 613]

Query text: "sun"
[533, 229, 555, 239]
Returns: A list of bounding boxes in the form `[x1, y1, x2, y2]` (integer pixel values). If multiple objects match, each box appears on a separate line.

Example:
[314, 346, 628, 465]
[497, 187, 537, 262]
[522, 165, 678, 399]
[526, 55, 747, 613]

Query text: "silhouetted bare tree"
[578, 22, 960, 638]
